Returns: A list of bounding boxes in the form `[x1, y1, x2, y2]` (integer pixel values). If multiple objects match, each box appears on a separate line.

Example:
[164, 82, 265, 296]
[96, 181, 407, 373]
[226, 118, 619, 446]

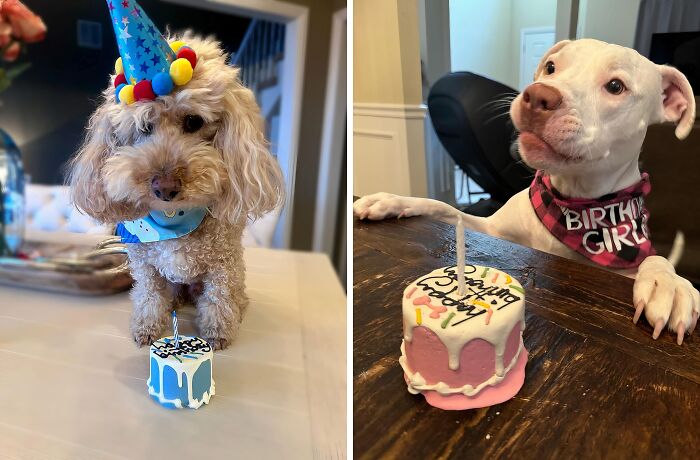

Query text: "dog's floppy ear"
[533, 40, 571, 81]
[657, 65, 696, 140]
[68, 102, 131, 223]
[213, 76, 284, 224]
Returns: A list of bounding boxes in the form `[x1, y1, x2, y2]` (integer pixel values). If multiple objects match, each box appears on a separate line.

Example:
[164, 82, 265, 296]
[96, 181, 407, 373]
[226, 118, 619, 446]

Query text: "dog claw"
[689, 312, 698, 335]
[677, 323, 686, 345]
[652, 319, 665, 340]
[633, 301, 645, 324]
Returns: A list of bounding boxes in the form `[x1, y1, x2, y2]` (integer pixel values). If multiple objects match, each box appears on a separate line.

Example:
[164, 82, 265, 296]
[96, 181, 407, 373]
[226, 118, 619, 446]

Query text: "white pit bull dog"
[354, 39, 700, 345]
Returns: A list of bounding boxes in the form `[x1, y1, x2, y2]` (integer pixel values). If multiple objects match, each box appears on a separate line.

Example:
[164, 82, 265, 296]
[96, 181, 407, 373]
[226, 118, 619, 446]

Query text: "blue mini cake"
[148, 336, 215, 409]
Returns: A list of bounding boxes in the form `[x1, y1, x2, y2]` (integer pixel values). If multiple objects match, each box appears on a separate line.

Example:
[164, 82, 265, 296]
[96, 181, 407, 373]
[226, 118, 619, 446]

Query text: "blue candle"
[172, 310, 180, 348]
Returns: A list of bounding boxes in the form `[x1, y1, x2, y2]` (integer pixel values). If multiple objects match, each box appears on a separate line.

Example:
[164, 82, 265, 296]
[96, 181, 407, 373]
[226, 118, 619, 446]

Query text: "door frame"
[163, 0, 309, 248]
[520, 26, 555, 90]
[312, 8, 346, 255]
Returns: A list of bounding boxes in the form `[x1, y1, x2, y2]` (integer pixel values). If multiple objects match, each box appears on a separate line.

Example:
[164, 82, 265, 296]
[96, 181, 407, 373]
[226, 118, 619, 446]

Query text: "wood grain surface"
[353, 214, 700, 459]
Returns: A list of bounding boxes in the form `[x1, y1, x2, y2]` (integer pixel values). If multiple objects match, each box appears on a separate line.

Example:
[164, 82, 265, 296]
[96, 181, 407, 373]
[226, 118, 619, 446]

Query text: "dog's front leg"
[129, 261, 174, 347]
[353, 193, 491, 233]
[633, 256, 700, 344]
[196, 261, 248, 350]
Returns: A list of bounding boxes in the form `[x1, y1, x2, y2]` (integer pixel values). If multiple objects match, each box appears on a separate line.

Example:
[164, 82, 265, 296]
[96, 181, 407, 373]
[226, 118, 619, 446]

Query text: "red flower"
[2, 39, 18, 61]
[0, 0, 47, 44]
[0, 19, 10, 47]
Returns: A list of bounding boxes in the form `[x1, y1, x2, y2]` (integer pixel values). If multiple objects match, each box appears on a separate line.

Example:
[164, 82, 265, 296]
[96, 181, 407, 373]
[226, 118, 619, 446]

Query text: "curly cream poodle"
[68, 33, 284, 350]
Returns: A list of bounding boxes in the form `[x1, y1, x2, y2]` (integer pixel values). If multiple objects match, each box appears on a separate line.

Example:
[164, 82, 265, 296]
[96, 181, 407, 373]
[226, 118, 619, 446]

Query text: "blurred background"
[0, 0, 346, 279]
[354, 0, 700, 286]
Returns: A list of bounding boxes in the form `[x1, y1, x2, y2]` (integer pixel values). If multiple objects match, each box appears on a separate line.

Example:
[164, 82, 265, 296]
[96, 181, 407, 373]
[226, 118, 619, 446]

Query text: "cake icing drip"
[403, 265, 524, 371]
[147, 336, 215, 409]
[399, 337, 524, 396]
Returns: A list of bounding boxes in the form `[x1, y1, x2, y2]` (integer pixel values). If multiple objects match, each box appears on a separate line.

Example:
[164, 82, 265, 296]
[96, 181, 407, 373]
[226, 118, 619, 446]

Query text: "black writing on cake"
[152, 336, 212, 359]
[416, 266, 521, 326]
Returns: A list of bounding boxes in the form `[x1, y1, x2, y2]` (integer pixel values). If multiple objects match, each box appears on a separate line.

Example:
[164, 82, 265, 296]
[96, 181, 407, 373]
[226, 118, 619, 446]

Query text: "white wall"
[449, 0, 514, 87]
[353, 0, 428, 198]
[556, 0, 577, 41]
[511, 0, 557, 87]
[577, 0, 642, 47]
[449, 0, 556, 90]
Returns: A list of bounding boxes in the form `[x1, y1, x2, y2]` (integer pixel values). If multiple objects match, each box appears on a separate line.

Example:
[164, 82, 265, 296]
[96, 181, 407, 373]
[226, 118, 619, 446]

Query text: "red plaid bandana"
[529, 170, 655, 269]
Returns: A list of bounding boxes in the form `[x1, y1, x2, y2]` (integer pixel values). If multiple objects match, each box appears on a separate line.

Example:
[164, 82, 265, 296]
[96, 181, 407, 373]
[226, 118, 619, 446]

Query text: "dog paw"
[132, 328, 160, 347]
[353, 192, 421, 220]
[200, 323, 237, 351]
[195, 281, 245, 350]
[204, 337, 230, 351]
[633, 256, 700, 345]
[130, 315, 165, 347]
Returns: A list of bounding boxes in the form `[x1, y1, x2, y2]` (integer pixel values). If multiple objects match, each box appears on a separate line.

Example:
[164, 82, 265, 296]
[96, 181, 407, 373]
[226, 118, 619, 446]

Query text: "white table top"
[0, 247, 346, 459]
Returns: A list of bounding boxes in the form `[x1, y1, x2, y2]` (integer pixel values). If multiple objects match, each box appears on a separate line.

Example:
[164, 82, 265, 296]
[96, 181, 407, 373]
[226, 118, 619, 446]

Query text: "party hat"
[106, 0, 199, 105]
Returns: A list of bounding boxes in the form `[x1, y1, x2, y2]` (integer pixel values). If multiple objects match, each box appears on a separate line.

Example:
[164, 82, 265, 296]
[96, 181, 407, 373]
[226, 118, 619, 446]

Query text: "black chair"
[427, 72, 534, 216]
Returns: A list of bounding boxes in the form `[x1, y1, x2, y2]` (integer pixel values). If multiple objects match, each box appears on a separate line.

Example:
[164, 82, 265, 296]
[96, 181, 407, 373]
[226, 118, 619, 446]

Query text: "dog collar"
[529, 170, 655, 269]
[116, 207, 208, 243]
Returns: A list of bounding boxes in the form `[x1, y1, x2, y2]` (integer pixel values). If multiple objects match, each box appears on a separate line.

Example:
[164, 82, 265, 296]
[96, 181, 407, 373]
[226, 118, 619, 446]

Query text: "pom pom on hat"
[152, 72, 174, 95]
[115, 83, 127, 103]
[176, 47, 197, 69]
[115, 57, 123, 74]
[114, 73, 127, 88]
[118, 84, 136, 105]
[170, 58, 193, 86]
[134, 80, 157, 101]
[170, 40, 186, 53]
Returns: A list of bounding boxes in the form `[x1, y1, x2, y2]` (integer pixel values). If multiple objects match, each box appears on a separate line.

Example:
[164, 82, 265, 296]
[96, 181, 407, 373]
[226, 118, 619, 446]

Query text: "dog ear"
[68, 103, 131, 223]
[213, 78, 284, 225]
[533, 40, 571, 80]
[657, 65, 696, 140]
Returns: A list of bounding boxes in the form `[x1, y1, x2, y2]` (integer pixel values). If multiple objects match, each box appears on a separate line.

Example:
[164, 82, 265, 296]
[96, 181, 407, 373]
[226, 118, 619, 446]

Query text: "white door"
[520, 28, 555, 90]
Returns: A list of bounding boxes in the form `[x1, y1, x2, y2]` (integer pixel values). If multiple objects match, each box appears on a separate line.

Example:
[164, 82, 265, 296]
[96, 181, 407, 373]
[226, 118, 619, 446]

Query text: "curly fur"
[68, 33, 284, 349]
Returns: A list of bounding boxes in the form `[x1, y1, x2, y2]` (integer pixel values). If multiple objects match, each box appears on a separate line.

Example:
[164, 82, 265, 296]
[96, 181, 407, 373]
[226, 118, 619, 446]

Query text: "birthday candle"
[456, 214, 466, 296]
[172, 310, 180, 349]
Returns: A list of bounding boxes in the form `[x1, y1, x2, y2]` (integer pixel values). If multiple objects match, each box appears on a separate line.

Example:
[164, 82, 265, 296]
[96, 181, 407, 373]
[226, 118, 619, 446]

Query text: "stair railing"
[231, 19, 286, 93]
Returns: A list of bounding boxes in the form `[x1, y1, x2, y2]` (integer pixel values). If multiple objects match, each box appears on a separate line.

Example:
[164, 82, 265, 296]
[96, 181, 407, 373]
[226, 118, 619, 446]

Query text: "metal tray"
[0, 236, 132, 295]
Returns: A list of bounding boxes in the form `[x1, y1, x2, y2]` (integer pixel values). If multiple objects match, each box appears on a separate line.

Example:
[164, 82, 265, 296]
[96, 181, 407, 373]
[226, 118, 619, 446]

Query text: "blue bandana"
[116, 207, 208, 243]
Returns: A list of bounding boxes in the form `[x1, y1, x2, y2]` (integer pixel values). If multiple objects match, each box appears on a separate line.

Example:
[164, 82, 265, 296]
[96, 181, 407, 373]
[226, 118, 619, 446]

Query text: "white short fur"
[354, 39, 699, 345]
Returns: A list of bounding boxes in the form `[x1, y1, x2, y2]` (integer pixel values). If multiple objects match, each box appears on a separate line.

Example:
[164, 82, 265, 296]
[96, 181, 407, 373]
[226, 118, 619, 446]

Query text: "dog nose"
[151, 174, 181, 201]
[522, 83, 563, 112]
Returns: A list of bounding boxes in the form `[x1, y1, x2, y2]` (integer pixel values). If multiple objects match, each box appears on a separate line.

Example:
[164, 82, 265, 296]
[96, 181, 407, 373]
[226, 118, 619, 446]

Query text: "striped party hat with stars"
[106, 0, 199, 105]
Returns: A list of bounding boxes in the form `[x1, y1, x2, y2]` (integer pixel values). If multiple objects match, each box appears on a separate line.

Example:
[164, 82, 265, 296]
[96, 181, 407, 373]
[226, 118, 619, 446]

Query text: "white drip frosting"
[402, 265, 525, 373]
[147, 335, 215, 409]
[147, 376, 215, 409]
[399, 337, 524, 396]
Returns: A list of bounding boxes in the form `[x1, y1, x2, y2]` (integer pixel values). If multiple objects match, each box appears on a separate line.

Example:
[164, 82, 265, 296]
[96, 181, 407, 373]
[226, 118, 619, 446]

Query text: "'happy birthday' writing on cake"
[152, 337, 212, 359]
[416, 265, 521, 326]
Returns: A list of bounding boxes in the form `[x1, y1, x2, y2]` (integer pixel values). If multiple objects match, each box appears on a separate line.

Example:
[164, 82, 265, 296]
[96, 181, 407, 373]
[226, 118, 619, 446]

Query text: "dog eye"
[183, 114, 204, 133]
[139, 123, 153, 136]
[605, 79, 625, 95]
[545, 61, 555, 75]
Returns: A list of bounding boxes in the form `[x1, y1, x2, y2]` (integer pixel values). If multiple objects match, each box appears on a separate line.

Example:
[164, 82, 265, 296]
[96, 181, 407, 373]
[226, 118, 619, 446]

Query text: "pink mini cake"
[399, 264, 527, 410]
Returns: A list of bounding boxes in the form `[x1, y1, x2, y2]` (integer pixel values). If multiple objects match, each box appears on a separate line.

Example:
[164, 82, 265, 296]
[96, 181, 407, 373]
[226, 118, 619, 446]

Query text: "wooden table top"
[0, 247, 346, 459]
[353, 214, 700, 459]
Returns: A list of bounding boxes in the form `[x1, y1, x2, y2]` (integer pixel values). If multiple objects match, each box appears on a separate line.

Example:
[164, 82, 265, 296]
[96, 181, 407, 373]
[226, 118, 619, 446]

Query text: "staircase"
[231, 19, 285, 152]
